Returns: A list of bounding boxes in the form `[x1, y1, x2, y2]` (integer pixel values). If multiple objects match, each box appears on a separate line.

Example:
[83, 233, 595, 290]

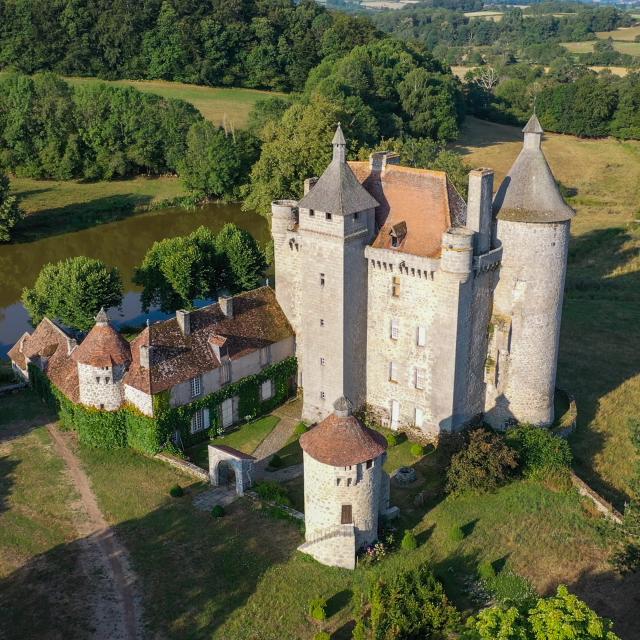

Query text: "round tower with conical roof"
[485, 115, 574, 428]
[73, 308, 132, 410]
[298, 397, 391, 570]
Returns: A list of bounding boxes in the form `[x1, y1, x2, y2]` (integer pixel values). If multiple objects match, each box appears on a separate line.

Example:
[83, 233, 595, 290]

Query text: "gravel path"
[47, 425, 143, 640]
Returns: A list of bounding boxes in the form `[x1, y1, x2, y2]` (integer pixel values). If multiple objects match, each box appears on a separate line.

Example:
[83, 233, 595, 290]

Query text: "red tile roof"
[349, 162, 465, 258]
[300, 412, 387, 467]
[210, 444, 256, 461]
[125, 287, 294, 395]
[72, 323, 132, 368]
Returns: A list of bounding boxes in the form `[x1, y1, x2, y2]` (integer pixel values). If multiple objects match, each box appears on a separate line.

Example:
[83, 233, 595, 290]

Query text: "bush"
[254, 480, 291, 506]
[169, 484, 184, 498]
[314, 633, 330, 640]
[450, 526, 465, 542]
[401, 530, 418, 551]
[446, 428, 519, 495]
[269, 453, 284, 469]
[486, 569, 538, 610]
[410, 443, 425, 457]
[294, 422, 309, 437]
[386, 433, 398, 447]
[477, 560, 496, 582]
[505, 424, 572, 478]
[308, 597, 327, 622]
[211, 505, 225, 518]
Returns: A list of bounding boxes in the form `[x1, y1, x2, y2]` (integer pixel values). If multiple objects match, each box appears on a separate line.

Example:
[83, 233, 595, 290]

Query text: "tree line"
[0, 0, 379, 92]
[22, 224, 266, 331]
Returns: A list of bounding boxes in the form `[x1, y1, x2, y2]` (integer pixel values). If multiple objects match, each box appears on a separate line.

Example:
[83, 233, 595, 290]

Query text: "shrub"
[254, 480, 291, 506]
[446, 428, 519, 495]
[410, 443, 425, 457]
[294, 422, 309, 437]
[386, 433, 398, 447]
[211, 505, 225, 518]
[401, 530, 418, 551]
[169, 484, 184, 498]
[505, 424, 572, 478]
[450, 526, 465, 542]
[269, 453, 284, 469]
[308, 597, 327, 622]
[314, 633, 330, 640]
[478, 560, 496, 582]
[486, 569, 538, 610]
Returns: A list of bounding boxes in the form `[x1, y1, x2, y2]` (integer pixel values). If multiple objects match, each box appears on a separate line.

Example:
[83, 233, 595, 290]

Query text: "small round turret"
[440, 227, 474, 275]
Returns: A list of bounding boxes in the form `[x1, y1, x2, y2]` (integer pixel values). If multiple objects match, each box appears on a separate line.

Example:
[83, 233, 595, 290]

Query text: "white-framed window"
[221, 398, 234, 429]
[389, 361, 398, 382]
[391, 318, 399, 340]
[220, 360, 231, 384]
[259, 345, 271, 366]
[190, 408, 207, 434]
[190, 375, 202, 398]
[415, 407, 424, 428]
[415, 368, 426, 390]
[417, 326, 426, 347]
[260, 379, 274, 401]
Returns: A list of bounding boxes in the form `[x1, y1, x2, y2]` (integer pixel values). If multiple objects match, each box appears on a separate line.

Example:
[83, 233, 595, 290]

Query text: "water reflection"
[0, 202, 269, 356]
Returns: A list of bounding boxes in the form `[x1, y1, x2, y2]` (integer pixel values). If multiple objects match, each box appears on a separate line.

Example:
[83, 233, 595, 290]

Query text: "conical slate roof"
[72, 308, 131, 368]
[493, 115, 574, 223]
[298, 126, 379, 216]
[300, 397, 387, 466]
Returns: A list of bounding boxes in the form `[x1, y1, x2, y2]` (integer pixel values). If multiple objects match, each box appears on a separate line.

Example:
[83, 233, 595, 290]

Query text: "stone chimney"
[304, 177, 318, 195]
[466, 168, 494, 255]
[139, 344, 153, 369]
[219, 296, 234, 319]
[369, 151, 401, 173]
[176, 309, 191, 336]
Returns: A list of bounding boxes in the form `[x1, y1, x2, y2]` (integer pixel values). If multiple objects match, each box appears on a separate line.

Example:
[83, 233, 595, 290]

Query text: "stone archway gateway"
[208, 445, 256, 496]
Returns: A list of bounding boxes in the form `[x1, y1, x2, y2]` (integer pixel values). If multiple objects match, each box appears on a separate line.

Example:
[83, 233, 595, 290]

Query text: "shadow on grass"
[0, 455, 18, 516]
[13, 193, 154, 243]
[326, 589, 353, 618]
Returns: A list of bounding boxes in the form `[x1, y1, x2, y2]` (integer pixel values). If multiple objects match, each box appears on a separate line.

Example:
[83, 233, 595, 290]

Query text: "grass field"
[464, 10, 503, 20]
[561, 39, 640, 55]
[454, 117, 640, 508]
[596, 24, 640, 41]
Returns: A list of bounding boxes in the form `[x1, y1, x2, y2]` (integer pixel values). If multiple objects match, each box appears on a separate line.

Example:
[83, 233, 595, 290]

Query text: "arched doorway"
[217, 460, 237, 488]
[208, 444, 256, 496]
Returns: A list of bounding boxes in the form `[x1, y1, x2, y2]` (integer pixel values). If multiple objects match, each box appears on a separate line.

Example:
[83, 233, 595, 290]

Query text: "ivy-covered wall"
[28, 357, 298, 452]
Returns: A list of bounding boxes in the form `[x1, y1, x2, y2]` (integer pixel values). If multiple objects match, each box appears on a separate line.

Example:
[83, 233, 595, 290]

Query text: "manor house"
[272, 116, 574, 434]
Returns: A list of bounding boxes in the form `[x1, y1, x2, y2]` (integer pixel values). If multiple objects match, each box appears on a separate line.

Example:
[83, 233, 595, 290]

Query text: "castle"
[272, 115, 574, 435]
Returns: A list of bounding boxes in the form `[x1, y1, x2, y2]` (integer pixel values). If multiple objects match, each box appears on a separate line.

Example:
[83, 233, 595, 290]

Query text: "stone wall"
[78, 362, 125, 410]
[124, 384, 154, 416]
[303, 451, 383, 551]
[485, 220, 570, 427]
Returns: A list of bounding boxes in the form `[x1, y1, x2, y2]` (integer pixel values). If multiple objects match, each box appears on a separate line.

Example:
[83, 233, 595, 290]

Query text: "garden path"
[47, 425, 143, 640]
[252, 399, 302, 463]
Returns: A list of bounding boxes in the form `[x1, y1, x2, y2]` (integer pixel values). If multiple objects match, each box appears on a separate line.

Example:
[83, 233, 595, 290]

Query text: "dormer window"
[390, 221, 407, 248]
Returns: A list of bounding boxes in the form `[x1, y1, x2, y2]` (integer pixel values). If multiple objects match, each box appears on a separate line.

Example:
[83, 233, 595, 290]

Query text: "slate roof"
[125, 287, 294, 395]
[72, 310, 132, 368]
[350, 162, 466, 258]
[300, 407, 387, 467]
[210, 445, 256, 461]
[298, 126, 379, 216]
[493, 116, 575, 223]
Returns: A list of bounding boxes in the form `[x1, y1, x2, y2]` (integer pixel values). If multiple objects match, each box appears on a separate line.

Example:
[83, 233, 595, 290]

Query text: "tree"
[179, 122, 258, 199]
[22, 256, 123, 331]
[446, 428, 519, 494]
[505, 424, 572, 479]
[215, 224, 267, 293]
[0, 174, 23, 242]
[134, 226, 222, 313]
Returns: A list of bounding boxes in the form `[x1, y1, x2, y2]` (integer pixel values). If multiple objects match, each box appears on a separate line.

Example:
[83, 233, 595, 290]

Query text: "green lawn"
[188, 415, 280, 469]
[0, 392, 94, 639]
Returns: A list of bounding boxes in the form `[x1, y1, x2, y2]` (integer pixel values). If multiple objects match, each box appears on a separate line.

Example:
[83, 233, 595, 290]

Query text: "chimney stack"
[369, 151, 401, 173]
[176, 309, 191, 336]
[466, 168, 494, 255]
[219, 296, 234, 319]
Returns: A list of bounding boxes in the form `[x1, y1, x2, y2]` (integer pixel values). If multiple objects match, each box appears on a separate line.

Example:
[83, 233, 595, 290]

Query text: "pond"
[0, 202, 269, 356]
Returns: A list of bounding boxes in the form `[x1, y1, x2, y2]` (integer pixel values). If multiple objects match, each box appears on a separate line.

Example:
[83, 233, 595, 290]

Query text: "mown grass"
[0, 392, 94, 639]
[596, 24, 640, 41]
[188, 415, 281, 469]
[455, 117, 640, 507]
[561, 39, 640, 55]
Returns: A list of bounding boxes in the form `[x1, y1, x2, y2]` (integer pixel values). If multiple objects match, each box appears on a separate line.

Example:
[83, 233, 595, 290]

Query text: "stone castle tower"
[73, 308, 132, 411]
[272, 125, 379, 423]
[485, 115, 574, 427]
[298, 397, 391, 569]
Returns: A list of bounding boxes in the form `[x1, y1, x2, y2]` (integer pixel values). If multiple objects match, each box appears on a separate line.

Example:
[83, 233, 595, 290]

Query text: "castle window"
[336, 478, 340, 486]
[220, 360, 231, 385]
[320, 319, 324, 326]
[100, 403, 104, 410]
[325, 212, 332, 221]
[309, 209, 315, 217]
[320, 391, 325, 400]
[190, 375, 202, 398]
[96, 377, 100, 384]
[341, 504, 353, 524]
[260, 379, 274, 401]
[392, 276, 401, 298]
[320, 273, 325, 287]
[391, 318, 399, 340]
[417, 326, 426, 347]
[366, 459, 373, 469]
[389, 361, 398, 383]
[347, 478, 352, 487]
[320, 357, 325, 366]
[354, 212, 359, 220]
[415, 407, 425, 428]
[415, 368, 426, 390]
[190, 409, 205, 434]
[105, 377, 110, 384]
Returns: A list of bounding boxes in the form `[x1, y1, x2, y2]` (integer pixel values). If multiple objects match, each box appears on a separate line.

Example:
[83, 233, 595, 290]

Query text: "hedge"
[28, 356, 298, 453]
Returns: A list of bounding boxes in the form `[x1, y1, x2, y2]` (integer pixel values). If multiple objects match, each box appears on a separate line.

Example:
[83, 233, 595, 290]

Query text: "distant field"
[0, 72, 280, 129]
[451, 65, 629, 78]
[596, 24, 640, 41]
[561, 39, 640, 55]
[455, 117, 640, 506]
[464, 10, 503, 20]
[560, 41, 597, 53]
[361, 0, 419, 8]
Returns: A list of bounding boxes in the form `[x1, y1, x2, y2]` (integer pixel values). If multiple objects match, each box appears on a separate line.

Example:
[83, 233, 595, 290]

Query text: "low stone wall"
[245, 490, 304, 520]
[571, 472, 623, 524]
[155, 453, 210, 482]
[552, 388, 578, 439]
